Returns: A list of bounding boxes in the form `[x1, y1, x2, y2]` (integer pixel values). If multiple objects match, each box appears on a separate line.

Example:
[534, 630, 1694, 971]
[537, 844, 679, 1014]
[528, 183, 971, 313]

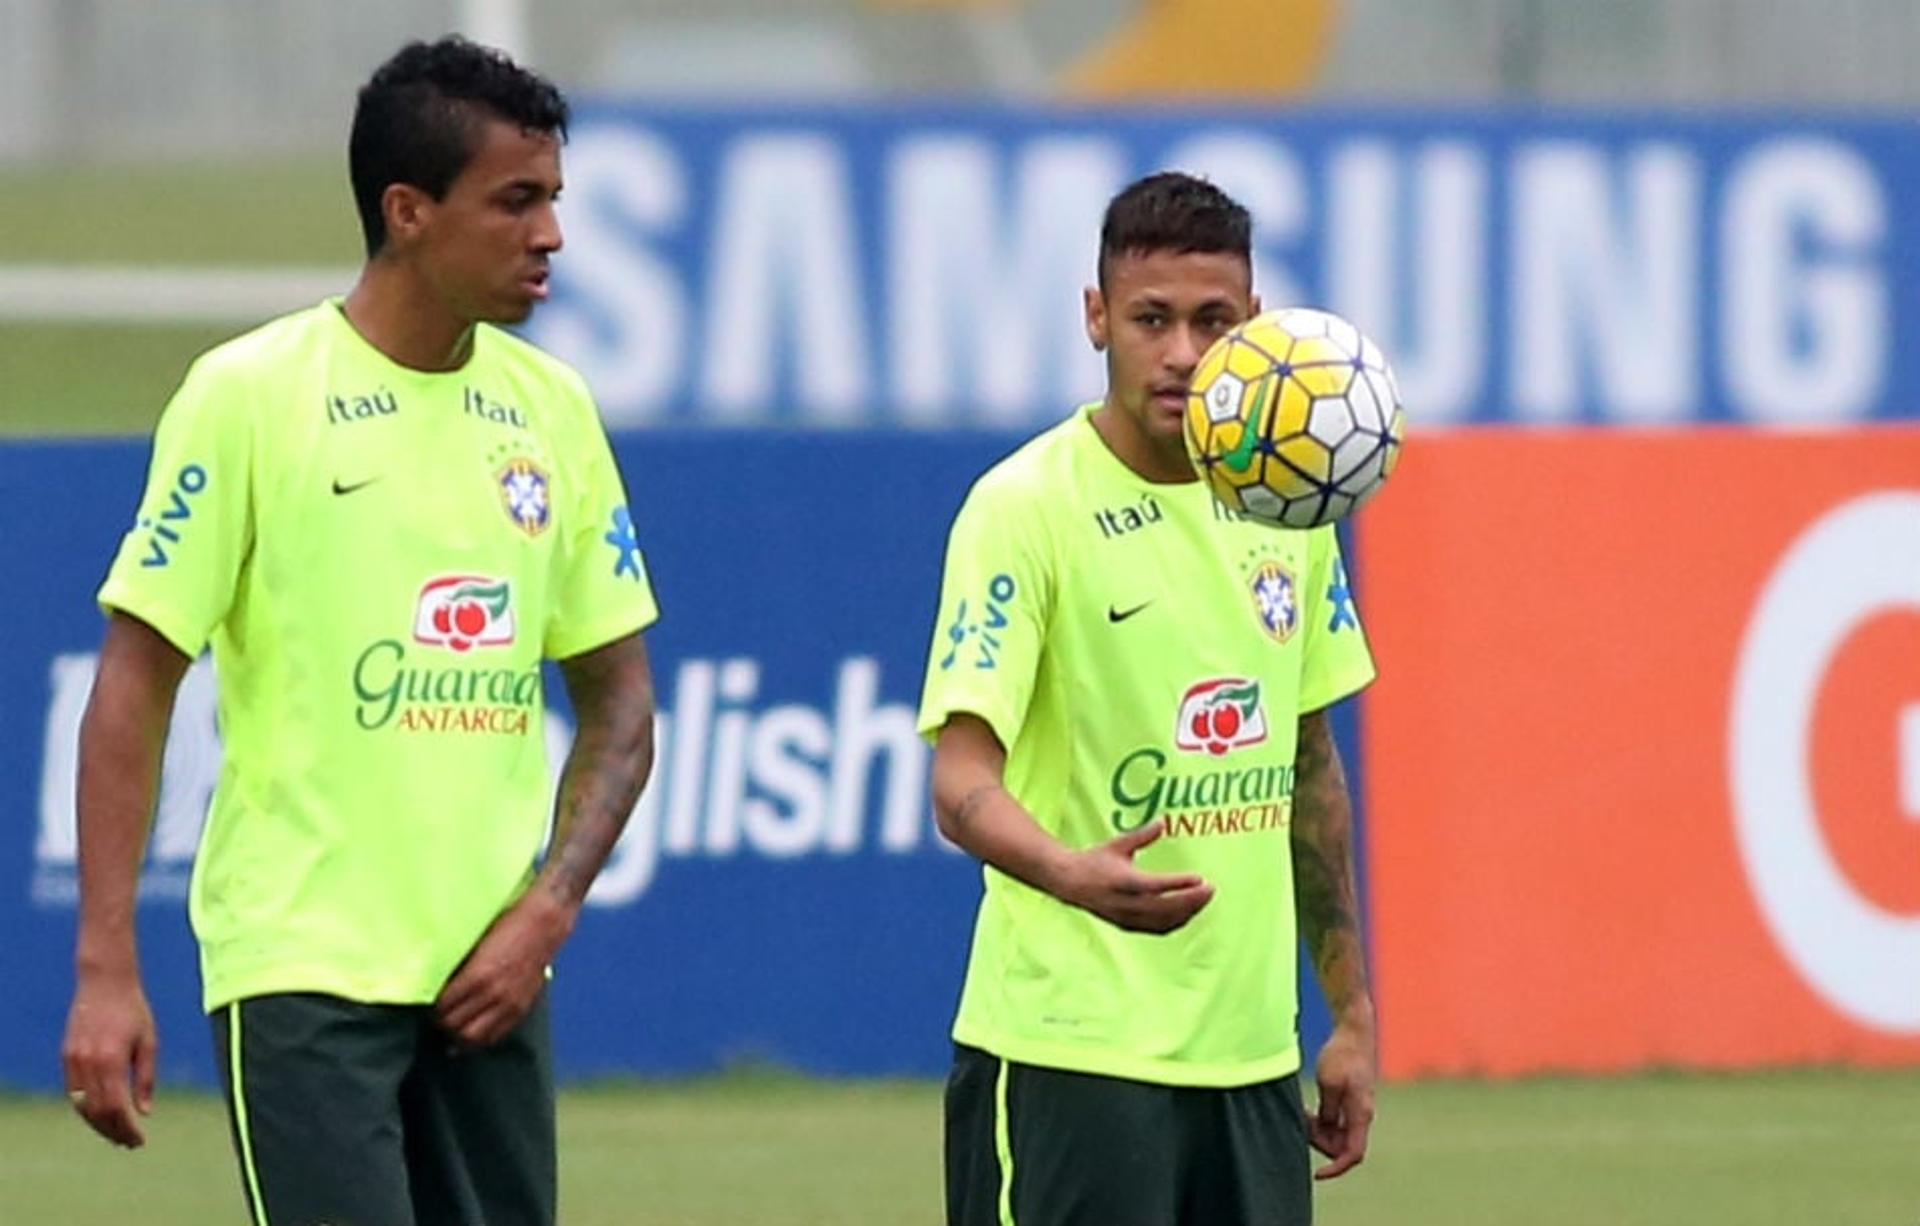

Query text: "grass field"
[0, 157, 350, 437]
[5, 1068, 1917, 1225]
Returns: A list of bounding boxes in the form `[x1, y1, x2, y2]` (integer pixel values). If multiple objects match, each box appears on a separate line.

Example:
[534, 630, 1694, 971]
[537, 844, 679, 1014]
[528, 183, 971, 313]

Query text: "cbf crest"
[496, 456, 551, 536]
[1248, 558, 1299, 643]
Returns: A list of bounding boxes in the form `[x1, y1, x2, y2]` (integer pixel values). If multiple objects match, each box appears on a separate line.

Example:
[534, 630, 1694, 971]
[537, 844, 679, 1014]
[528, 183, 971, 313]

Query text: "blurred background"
[3, 2, 1917, 1223]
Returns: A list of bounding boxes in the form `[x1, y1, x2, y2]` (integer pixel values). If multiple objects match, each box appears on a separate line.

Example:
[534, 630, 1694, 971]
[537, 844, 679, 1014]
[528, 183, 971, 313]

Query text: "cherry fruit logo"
[413, 575, 516, 653]
[1174, 678, 1270, 757]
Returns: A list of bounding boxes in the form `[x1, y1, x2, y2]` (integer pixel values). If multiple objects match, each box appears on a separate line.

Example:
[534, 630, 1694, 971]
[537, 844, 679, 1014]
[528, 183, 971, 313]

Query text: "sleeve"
[1296, 524, 1377, 713]
[95, 356, 254, 658]
[915, 475, 1054, 751]
[543, 393, 660, 659]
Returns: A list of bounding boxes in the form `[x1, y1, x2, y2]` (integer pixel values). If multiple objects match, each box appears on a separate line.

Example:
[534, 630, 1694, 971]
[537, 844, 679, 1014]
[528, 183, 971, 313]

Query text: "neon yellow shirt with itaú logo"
[97, 300, 659, 1011]
[917, 405, 1376, 1087]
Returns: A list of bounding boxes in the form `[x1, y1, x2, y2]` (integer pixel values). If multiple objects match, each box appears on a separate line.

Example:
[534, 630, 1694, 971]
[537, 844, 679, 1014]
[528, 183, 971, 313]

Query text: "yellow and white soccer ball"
[1184, 307, 1405, 529]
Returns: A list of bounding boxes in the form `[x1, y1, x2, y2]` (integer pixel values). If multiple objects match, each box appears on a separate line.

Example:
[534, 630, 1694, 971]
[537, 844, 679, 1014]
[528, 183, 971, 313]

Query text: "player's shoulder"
[183, 302, 336, 385]
[161, 303, 341, 429]
[476, 324, 594, 403]
[961, 411, 1086, 518]
[1301, 521, 1342, 560]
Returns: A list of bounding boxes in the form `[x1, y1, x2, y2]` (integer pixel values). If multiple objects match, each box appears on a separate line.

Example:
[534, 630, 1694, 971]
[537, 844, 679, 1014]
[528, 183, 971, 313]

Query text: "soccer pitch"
[4, 1068, 1916, 1225]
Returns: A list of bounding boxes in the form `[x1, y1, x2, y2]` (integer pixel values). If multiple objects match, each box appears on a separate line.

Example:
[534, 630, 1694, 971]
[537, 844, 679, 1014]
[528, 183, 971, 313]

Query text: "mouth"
[1150, 386, 1188, 414]
[520, 269, 551, 300]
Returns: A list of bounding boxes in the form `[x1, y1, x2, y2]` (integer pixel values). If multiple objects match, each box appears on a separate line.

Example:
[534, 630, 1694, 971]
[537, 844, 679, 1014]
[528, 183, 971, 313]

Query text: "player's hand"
[1053, 820, 1215, 934]
[61, 969, 158, 1149]
[1309, 1018, 1378, 1179]
[434, 890, 575, 1048]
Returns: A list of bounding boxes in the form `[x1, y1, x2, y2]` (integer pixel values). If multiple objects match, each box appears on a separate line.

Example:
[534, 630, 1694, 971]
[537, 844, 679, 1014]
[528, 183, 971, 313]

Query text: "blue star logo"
[604, 506, 644, 581]
[939, 599, 972, 670]
[1328, 557, 1357, 632]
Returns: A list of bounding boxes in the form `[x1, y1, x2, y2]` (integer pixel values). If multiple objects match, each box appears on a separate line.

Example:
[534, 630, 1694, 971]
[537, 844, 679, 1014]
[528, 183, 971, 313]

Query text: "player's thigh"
[1182, 1074, 1313, 1226]
[401, 989, 557, 1226]
[946, 1044, 1180, 1226]
[211, 993, 419, 1226]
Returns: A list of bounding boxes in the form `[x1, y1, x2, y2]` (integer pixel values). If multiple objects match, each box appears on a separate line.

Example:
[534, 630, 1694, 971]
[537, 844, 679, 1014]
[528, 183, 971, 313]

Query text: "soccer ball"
[1184, 307, 1405, 529]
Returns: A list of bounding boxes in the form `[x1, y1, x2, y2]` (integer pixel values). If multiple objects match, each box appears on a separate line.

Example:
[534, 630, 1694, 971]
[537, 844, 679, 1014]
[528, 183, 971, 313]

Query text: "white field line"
[0, 265, 359, 324]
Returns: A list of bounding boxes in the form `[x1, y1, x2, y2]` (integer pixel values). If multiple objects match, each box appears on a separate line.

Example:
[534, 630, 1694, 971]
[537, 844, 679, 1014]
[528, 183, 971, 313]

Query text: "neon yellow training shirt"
[918, 405, 1376, 1087]
[98, 300, 659, 1011]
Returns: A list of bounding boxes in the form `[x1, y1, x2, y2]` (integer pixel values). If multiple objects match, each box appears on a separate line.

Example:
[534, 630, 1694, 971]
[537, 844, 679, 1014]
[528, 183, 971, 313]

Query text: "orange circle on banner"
[1810, 609, 1920, 914]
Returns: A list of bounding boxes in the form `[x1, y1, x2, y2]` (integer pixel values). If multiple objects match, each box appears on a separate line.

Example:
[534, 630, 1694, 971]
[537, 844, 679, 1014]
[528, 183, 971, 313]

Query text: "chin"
[486, 299, 537, 326]
[1147, 412, 1187, 441]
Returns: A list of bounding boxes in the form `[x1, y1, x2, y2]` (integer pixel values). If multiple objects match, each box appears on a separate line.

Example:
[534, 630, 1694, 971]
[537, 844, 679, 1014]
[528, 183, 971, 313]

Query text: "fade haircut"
[349, 35, 570, 257]
[1098, 171, 1251, 287]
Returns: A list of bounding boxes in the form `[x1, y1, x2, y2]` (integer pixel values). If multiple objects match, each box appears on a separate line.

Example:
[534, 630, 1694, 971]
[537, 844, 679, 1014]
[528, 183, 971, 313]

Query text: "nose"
[531, 201, 563, 255]
[1165, 323, 1202, 375]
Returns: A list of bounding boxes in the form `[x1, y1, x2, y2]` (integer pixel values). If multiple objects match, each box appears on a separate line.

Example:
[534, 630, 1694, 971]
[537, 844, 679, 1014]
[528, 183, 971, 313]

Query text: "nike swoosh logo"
[332, 476, 381, 496]
[1220, 374, 1276, 474]
[1107, 601, 1153, 623]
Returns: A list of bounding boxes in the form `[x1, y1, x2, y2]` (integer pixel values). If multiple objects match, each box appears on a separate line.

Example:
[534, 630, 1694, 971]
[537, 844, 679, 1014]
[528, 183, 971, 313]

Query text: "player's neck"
[342, 263, 478, 373]
[1090, 400, 1196, 485]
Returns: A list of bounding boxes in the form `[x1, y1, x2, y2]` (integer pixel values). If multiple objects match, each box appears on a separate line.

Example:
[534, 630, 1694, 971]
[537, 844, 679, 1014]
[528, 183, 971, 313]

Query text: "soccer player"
[920, 172, 1378, 1226]
[58, 37, 658, 1226]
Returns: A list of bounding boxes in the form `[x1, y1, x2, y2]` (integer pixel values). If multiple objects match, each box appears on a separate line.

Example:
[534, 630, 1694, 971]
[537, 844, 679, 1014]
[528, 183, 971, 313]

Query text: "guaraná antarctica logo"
[1107, 676, 1293, 837]
[413, 574, 516, 653]
[352, 574, 539, 734]
[1174, 676, 1270, 757]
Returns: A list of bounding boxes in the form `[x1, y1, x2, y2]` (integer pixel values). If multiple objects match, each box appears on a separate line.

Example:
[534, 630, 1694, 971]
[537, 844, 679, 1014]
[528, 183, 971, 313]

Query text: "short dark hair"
[1098, 172, 1251, 286]
[349, 36, 570, 257]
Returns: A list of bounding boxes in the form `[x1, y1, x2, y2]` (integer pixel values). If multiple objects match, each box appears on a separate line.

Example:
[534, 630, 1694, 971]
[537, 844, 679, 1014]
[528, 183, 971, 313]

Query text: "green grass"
[0, 158, 352, 265]
[0, 157, 356, 437]
[0, 322, 240, 437]
[3, 1068, 1916, 1225]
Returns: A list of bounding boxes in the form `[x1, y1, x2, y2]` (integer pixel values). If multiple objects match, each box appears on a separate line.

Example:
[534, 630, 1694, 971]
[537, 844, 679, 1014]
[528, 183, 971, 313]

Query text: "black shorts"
[946, 1043, 1312, 1226]
[210, 991, 556, 1226]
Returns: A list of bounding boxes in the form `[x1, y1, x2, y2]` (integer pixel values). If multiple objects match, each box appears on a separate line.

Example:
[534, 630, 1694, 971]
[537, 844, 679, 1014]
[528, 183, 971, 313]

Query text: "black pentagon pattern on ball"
[1184, 308, 1404, 528]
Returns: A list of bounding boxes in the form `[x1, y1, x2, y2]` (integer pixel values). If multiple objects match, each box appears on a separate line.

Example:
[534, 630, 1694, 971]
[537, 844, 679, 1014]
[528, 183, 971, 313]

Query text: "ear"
[1083, 285, 1108, 352]
[381, 183, 434, 250]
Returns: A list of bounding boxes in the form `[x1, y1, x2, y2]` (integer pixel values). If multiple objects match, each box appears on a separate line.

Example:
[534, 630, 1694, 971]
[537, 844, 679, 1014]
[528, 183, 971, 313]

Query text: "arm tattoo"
[953, 783, 1005, 828]
[543, 638, 656, 907]
[1291, 709, 1372, 1018]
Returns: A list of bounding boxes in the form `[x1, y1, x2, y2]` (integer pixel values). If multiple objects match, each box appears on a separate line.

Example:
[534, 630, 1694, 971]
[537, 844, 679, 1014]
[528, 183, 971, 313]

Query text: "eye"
[500, 187, 544, 213]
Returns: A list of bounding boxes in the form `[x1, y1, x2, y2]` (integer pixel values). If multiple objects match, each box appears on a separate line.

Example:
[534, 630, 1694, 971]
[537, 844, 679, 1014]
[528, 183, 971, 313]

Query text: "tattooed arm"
[1291, 706, 1377, 1180]
[434, 633, 656, 1046]
[932, 713, 1213, 934]
[539, 634, 658, 907]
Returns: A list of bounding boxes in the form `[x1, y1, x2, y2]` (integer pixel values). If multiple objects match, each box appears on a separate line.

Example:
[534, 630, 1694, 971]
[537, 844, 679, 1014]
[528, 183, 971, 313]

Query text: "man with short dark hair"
[921, 171, 1379, 1225]
[60, 36, 658, 1226]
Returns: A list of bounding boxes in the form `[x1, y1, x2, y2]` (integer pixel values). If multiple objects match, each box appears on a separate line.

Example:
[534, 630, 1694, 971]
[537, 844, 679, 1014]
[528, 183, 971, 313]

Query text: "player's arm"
[931, 713, 1213, 934]
[62, 612, 193, 1149]
[435, 632, 655, 1046]
[540, 632, 657, 906]
[1290, 705, 1377, 1179]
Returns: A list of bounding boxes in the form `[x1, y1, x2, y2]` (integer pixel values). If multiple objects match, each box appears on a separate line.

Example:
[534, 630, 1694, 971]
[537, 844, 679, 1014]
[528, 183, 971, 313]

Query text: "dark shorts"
[210, 991, 556, 1226]
[946, 1043, 1312, 1226]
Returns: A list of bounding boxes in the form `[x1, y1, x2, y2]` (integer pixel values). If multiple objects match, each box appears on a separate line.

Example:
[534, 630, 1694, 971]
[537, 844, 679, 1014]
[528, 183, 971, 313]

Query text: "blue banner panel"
[527, 104, 1920, 431]
[3, 434, 1363, 1089]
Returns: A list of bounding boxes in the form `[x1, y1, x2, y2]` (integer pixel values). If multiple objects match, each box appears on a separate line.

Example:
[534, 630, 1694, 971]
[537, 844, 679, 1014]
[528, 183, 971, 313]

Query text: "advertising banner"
[531, 105, 1920, 430]
[1360, 428, 1920, 1075]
